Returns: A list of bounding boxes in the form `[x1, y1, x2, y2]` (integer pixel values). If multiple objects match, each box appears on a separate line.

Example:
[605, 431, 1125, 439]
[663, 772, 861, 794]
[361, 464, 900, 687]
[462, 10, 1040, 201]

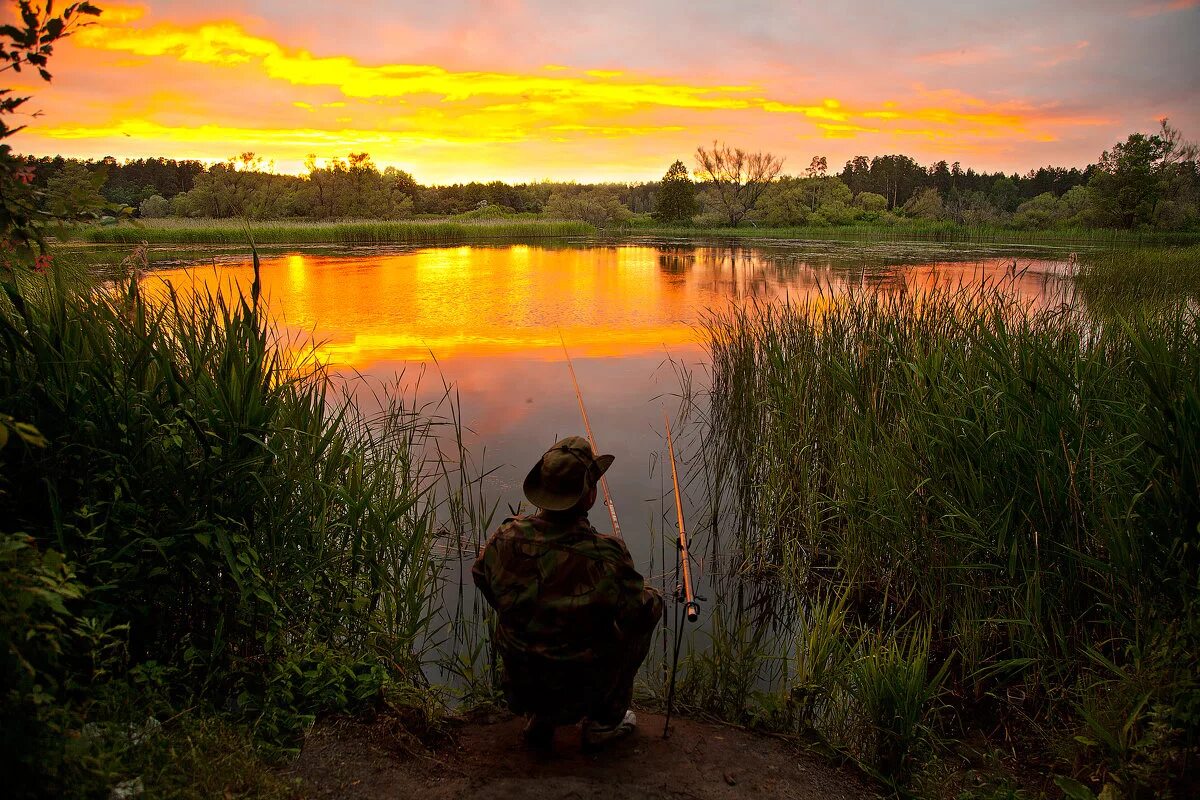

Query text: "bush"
[138, 194, 169, 218]
[543, 189, 632, 228]
[854, 192, 888, 213]
[902, 187, 945, 220]
[0, 532, 88, 795]
[0, 263, 441, 792]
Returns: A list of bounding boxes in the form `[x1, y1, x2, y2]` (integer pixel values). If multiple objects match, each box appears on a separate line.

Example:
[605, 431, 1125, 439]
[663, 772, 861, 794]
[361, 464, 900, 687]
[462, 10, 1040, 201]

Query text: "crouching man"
[472, 436, 663, 751]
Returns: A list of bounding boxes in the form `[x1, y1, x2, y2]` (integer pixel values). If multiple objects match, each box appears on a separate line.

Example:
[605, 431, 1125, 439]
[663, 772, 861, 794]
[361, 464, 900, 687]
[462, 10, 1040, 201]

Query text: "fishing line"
[560, 331, 622, 539]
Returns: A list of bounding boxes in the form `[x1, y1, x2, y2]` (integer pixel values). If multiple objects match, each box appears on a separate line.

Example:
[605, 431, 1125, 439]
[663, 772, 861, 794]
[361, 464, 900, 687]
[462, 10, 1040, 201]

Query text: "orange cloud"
[7, 5, 1138, 180]
[75, 19, 762, 112]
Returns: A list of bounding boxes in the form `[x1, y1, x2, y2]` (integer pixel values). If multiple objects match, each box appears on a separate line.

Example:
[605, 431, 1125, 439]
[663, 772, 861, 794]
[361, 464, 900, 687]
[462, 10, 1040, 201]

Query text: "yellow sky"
[9, 1, 1199, 182]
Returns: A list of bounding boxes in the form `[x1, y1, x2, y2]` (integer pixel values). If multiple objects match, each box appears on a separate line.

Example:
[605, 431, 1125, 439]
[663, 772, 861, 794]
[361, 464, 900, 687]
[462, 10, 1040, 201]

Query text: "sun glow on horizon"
[7, 1, 1197, 181]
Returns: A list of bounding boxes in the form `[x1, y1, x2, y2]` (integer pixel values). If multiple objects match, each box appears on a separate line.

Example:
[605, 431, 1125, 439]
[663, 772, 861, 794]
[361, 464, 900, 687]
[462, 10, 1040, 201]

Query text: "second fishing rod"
[558, 338, 700, 737]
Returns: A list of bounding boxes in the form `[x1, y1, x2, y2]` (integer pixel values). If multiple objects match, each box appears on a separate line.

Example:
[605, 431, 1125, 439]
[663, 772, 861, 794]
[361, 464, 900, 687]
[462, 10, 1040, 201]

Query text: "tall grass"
[1076, 245, 1200, 312]
[645, 221, 1200, 247]
[694, 274, 1200, 792]
[0, 260, 452, 794]
[74, 217, 594, 245]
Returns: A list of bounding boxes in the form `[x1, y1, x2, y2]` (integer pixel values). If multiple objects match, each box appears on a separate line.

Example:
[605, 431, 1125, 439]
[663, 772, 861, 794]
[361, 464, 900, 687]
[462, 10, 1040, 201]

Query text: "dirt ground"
[288, 710, 879, 800]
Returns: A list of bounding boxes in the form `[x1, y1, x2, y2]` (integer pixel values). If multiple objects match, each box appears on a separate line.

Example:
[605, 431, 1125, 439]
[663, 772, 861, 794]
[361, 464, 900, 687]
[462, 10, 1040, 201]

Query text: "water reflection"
[147, 242, 1074, 539]
[148, 242, 1072, 373]
[147, 239, 1075, 685]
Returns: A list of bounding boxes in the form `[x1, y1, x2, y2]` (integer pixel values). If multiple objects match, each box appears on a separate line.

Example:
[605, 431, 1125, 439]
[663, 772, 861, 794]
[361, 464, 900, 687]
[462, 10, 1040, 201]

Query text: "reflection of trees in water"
[657, 249, 694, 276]
[654, 242, 895, 302]
[649, 241, 1073, 309]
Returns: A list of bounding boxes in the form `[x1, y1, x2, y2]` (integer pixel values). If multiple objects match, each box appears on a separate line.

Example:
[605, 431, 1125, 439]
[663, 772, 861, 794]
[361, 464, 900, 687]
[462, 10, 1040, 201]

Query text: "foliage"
[694, 141, 784, 226]
[14, 122, 1200, 232]
[849, 626, 951, 783]
[1076, 245, 1200, 312]
[42, 161, 108, 220]
[0, 532, 87, 794]
[902, 187, 946, 220]
[542, 187, 632, 227]
[0, 264, 445, 793]
[651, 159, 697, 224]
[95, 712, 297, 800]
[758, 175, 854, 226]
[840, 153, 926, 210]
[78, 217, 594, 244]
[944, 187, 998, 225]
[138, 194, 169, 219]
[853, 191, 888, 214]
[1088, 119, 1199, 229]
[0, 1, 102, 268]
[302, 152, 415, 220]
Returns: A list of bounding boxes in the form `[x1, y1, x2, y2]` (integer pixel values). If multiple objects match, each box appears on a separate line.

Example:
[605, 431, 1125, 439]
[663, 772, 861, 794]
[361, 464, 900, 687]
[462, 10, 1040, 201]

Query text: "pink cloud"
[1129, 0, 1200, 17]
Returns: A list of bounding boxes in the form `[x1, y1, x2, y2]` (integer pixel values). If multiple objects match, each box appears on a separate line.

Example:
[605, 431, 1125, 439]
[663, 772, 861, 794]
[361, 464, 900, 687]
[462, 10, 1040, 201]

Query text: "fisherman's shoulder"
[494, 514, 540, 534]
[574, 521, 633, 563]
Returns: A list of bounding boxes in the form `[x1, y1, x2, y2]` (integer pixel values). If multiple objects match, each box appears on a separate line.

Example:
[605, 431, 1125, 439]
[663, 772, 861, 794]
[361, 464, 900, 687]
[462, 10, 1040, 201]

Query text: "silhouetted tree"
[43, 161, 106, 219]
[1, 1, 102, 266]
[694, 141, 783, 226]
[652, 160, 697, 224]
[1088, 119, 1198, 228]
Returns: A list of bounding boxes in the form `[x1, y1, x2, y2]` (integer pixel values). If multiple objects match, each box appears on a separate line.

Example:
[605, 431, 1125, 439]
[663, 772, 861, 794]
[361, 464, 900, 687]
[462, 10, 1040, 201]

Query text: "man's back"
[472, 436, 662, 744]
[472, 511, 649, 664]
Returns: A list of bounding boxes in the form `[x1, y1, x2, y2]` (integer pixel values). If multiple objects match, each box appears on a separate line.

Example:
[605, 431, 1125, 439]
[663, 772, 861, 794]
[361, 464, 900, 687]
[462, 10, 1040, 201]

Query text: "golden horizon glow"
[8, 2, 1198, 181]
[142, 246, 1071, 373]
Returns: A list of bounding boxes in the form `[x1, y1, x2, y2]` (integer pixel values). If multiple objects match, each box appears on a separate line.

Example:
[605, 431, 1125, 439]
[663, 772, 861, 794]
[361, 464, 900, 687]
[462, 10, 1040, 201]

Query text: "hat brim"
[523, 453, 614, 511]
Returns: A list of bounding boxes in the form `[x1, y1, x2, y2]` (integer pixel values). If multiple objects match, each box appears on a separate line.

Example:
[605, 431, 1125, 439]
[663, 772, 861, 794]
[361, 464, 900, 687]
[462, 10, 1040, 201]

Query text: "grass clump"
[695, 273, 1200, 794]
[0, 257, 444, 797]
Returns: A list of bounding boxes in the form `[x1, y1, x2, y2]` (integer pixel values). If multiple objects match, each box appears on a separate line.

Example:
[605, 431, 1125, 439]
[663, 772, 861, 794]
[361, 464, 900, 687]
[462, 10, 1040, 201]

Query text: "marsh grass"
[73, 217, 595, 245]
[1076, 245, 1200, 312]
[689, 271, 1200, 792]
[0, 255, 476, 794]
[645, 221, 1200, 247]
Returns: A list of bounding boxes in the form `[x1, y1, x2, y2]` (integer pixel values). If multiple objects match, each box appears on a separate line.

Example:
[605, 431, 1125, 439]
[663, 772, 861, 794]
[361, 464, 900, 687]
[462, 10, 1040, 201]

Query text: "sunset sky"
[8, 0, 1200, 183]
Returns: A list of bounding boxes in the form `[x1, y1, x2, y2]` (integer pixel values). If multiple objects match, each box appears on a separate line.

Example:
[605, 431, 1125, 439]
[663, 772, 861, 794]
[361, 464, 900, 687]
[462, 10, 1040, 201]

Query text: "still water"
[148, 238, 1074, 607]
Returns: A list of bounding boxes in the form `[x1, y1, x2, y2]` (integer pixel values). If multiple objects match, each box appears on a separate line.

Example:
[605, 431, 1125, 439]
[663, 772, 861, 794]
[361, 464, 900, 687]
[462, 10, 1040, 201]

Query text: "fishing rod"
[664, 410, 699, 623]
[663, 408, 700, 738]
[560, 335, 622, 539]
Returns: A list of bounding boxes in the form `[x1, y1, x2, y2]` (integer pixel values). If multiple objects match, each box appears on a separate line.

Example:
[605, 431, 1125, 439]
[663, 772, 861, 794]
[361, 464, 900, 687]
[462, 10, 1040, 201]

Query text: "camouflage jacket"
[471, 511, 659, 664]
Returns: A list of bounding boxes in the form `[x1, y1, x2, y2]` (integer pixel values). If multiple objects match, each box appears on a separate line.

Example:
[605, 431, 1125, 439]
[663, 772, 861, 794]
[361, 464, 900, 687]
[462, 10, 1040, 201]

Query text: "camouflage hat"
[523, 435, 615, 511]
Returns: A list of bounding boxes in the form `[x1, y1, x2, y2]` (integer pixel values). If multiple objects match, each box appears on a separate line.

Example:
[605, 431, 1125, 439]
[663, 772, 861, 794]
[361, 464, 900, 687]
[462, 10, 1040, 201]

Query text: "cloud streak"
[7, 1, 1197, 181]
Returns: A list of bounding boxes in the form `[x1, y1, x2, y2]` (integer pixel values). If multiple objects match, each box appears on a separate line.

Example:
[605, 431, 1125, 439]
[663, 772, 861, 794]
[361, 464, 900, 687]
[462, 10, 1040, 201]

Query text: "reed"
[0, 257, 458, 790]
[73, 217, 595, 245]
[1076, 245, 1200, 312]
[646, 222, 1200, 247]
[694, 270, 1200, 790]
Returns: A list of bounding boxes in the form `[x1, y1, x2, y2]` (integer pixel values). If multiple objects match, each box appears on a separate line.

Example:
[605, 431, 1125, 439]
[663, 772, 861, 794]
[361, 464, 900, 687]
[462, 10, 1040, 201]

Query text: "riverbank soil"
[288, 709, 878, 799]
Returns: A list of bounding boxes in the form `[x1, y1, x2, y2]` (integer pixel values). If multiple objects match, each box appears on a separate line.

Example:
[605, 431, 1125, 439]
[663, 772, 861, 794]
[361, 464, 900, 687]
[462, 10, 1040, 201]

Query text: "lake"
[145, 237, 1077, 654]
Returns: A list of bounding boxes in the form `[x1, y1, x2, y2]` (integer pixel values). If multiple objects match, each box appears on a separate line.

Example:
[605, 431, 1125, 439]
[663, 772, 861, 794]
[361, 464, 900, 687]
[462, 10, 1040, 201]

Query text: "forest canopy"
[18, 121, 1200, 231]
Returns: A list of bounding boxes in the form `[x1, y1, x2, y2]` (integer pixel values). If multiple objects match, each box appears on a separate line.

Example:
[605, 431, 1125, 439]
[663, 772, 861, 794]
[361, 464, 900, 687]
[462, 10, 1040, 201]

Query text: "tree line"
[17, 120, 1199, 231]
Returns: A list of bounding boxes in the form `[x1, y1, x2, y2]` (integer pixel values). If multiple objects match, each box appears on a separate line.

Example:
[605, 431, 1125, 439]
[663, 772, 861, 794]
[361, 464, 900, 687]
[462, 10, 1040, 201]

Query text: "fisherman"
[472, 436, 663, 751]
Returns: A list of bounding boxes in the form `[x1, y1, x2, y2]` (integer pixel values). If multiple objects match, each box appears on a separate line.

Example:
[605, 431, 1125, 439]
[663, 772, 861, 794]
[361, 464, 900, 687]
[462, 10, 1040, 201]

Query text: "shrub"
[0, 265, 441, 766]
[138, 194, 169, 218]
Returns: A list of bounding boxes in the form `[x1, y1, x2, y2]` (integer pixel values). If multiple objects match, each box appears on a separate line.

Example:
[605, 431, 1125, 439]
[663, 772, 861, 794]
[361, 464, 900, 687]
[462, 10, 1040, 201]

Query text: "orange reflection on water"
[145, 244, 1071, 372]
[147, 245, 812, 369]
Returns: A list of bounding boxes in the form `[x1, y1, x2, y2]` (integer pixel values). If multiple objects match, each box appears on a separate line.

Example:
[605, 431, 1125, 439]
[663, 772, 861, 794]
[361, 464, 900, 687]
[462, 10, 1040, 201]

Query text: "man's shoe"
[582, 710, 637, 751]
[522, 715, 555, 750]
